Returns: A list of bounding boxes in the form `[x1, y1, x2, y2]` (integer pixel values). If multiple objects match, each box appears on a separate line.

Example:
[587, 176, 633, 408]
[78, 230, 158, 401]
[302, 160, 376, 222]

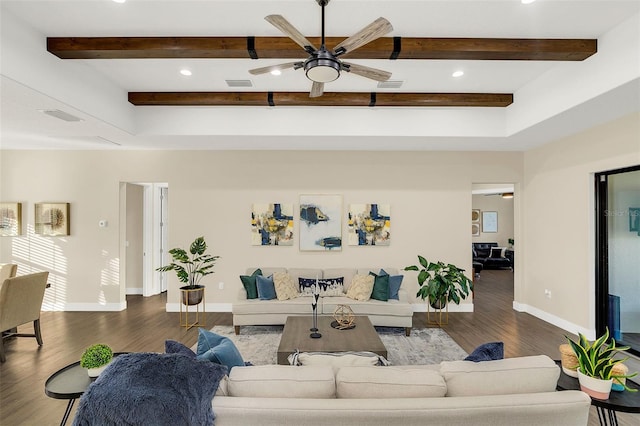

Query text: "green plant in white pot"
[80, 343, 113, 377]
[404, 256, 473, 309]
[566, 328, 637, 400]
[156, 236, 220, 305]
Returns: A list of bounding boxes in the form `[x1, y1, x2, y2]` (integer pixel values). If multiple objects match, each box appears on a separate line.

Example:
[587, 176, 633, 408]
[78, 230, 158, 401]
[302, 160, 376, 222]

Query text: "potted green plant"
[566, 328, 637, 399]
[404, 256, 473, 309]
[80, 343, 113, 377]
[156, 236, 219, 305]
[508, 238, 514, 249]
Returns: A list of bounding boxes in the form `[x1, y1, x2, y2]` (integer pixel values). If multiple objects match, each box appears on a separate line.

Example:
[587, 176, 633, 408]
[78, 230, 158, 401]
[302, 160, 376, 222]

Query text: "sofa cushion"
[345, 274, 375, 301]
[233, 296, 314, 315]
[323, 268, 356, 291]
[239, 268, 262, 299]
[273, 272, 299, 301]
[369, 272, 389, 301]
[288, 351, 385, 372]
[196, 329, 245, 372]
[322, 296, 410, 318]
[440, 355, 560, 397]
[288, 268, 323, 285]
[336, 366, 447, 398]
[256, 275, 277, 300]
[490, 247, 507, 258]
[228, 365, 335, 398]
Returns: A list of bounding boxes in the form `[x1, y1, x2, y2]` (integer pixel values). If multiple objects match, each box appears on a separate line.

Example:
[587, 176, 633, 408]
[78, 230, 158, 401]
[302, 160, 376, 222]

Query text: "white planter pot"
[87, 363, 110, 378]
[577, 370, 612, 400]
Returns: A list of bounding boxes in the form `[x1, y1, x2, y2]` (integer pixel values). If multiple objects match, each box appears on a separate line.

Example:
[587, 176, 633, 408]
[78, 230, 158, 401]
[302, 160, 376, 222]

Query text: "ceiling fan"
[249, 0, 393, 98]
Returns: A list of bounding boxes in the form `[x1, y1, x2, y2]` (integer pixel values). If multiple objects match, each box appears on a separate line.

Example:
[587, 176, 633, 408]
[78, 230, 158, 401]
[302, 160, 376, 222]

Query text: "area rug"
[203, 325, 468, 366]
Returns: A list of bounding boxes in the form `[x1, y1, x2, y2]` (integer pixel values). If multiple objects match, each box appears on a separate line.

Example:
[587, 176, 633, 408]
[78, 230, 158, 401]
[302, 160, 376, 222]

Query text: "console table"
[555, 360, 640, 425]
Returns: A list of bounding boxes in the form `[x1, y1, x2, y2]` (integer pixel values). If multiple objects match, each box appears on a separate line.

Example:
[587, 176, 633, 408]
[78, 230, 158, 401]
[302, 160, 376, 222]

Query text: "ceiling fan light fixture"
[270, 69, 282, 76]
[304, 55, 341, 83]
[452, 70, 464, 78]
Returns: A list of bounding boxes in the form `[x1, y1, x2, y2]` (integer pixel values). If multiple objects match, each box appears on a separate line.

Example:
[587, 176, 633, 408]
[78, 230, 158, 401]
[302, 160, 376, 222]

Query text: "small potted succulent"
[80, 343, 113, 377]
[566, 328, 637, 399]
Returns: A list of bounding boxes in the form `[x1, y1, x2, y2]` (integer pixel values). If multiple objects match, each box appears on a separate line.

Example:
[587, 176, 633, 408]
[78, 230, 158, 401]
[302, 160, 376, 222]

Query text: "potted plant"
[566, 328, 637, 399]
[80, 343, 113, 377]
[404, 255, 473, 309]
[508, 238, 514, 249]
[156, 236, 219, 305]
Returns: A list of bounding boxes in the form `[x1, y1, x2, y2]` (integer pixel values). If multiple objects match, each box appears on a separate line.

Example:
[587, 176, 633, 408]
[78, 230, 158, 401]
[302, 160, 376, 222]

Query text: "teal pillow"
[256, 275, 276, 300]
[380, 269, 403, 300]
[196, 328, 244, 372]
[369, 271, 389, 301]
[239, 268, 262, 299]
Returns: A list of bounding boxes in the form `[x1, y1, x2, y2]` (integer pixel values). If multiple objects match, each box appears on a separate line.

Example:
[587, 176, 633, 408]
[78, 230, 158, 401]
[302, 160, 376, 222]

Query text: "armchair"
[0, 272, 49, 362]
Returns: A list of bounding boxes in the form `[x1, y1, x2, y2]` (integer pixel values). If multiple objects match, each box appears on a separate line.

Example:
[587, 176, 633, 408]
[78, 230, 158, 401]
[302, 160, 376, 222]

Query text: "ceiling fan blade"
[309, 81, 324, 98]
[248, 62, 299, 75]
[333, 17, 393, 55]
[343, 62, 391, 82]
[265, 15, 317, 52]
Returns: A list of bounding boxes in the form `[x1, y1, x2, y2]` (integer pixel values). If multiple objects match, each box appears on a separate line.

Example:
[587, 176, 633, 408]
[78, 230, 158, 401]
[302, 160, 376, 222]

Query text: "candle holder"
[310, 293, 321, 338]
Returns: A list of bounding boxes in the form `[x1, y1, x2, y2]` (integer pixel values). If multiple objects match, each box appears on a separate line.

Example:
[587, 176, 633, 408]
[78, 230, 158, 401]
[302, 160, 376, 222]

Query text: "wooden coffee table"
[277, 315, 387, 365]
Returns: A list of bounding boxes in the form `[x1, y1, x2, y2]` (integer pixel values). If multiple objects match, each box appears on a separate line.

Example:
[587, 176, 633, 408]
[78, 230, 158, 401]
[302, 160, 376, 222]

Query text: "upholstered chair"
[0, 271, 49, 362]
[0, 263, 17, 283]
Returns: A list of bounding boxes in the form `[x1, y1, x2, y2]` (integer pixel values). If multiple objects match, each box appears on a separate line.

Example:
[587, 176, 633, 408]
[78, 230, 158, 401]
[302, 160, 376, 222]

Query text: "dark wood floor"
[0, 269, 637, 425]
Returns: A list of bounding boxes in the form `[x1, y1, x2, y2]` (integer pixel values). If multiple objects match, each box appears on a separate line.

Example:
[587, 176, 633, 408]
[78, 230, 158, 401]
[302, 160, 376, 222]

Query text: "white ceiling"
[1, 0, 639, 151]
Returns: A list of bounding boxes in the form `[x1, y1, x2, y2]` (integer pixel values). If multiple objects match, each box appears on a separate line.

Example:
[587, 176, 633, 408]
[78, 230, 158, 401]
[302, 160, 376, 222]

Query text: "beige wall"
[0, 150, 522, 312]
[521, 112, 640, 336]
[472, 194, 514, 247]
[125, 183, 144, 295]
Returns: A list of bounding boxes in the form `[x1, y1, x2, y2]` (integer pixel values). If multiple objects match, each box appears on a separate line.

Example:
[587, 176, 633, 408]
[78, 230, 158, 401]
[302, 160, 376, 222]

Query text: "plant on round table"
[404, 255, 473, 309]
[566, 328, 637, 396]
[80, 343, 113, 377]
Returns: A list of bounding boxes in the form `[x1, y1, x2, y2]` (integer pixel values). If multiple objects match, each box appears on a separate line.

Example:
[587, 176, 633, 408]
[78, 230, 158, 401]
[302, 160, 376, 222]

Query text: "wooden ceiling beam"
[128, 92, 513, 107]
[48, 36, 596, 61]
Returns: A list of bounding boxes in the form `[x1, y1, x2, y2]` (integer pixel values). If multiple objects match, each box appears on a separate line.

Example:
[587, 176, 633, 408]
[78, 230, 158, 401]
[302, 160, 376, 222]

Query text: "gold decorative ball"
[333, 304, 355, 329]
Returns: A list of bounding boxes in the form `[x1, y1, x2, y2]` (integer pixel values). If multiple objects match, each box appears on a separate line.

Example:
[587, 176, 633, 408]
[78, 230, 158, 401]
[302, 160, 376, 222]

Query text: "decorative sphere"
[333, 305, 355, 329]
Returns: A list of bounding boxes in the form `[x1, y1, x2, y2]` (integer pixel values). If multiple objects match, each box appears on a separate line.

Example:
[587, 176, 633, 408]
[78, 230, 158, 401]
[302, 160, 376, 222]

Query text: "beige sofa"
[233, 267, 413, 336]
[212, 355, 590, 426]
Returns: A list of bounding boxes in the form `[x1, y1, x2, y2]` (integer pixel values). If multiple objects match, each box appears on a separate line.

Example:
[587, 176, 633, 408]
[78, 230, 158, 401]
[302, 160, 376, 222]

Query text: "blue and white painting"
[251, 203, 294, 246]
[348, 203, 391, 246]
[299, 195, 342, 251]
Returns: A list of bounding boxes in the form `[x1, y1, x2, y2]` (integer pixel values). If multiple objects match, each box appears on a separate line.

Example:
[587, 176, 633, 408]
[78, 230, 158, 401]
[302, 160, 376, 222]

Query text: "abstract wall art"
[299, 195, 342, 251]
[0, 202, 22, 236]
[35, 202, 70, 236]
[347, 203, 391, 246]
[251, 203, 294, 246]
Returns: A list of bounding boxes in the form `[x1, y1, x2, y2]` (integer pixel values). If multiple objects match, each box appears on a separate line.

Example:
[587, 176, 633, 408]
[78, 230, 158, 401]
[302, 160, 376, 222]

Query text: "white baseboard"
[42, 302, 127, 312]
[165, 302, 233, 313]
[513, 301, 594, 340]
[412, 302, 474, 313]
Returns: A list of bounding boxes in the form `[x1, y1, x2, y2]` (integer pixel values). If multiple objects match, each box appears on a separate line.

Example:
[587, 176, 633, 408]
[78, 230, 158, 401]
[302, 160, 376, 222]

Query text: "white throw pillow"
[273, 272, 299, 300]
[346, 274, 375, 301]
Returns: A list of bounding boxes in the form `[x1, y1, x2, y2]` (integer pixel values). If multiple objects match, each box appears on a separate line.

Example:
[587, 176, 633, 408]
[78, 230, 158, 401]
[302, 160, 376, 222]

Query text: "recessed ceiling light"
[179, 69, 192, 76]
[521, 0, 536, 4]
[452, 70, 464, 78]
[270, 69, 282, 76]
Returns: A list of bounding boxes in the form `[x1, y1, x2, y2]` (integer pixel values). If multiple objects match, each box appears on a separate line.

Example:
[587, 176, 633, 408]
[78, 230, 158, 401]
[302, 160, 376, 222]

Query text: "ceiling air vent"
[225, 80, 253, 88]
[38, 109, 83, 122]
[377, 80, 404, 89]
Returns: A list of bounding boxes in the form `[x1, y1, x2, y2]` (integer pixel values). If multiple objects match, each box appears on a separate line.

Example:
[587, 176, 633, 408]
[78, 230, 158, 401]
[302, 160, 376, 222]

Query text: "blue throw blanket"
[72, 352, 226, 426]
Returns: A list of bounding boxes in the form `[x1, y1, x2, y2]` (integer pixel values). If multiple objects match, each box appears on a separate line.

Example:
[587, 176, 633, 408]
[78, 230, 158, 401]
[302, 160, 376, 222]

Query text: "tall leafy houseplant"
[404, 256, 473, 308]
[157, 236, 219, 305]
[566, 328, 637, 397]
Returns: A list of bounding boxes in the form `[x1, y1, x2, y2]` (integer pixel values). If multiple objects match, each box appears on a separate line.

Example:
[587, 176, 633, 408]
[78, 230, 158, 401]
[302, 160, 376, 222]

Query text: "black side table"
[44, 353, 127, 426]
[555, 360, 640, 425]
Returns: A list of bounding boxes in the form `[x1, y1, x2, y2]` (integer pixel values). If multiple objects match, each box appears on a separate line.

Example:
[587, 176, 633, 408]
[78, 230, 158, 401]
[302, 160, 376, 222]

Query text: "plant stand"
[427, 302, 448, 326]
[179, 288, 205, 329]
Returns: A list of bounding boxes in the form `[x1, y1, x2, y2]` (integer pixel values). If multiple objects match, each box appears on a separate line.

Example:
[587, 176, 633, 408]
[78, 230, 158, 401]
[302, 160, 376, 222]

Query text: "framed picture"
[348, 203, 391, 246]
[299, 195, 342, 251]
[471, 209, 480, 223]
[35, 203, 70, 236]
[0, 202, 22, 236]
[630, 208, 640, 234]
[251, 203, 294, 246]
[472, 223, 480, 237]
[482, 211, 498, 233]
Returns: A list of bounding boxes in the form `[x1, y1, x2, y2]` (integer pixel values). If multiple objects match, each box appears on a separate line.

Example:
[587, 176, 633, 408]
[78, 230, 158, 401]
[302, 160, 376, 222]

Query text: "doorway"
[121, 182, 168, 297]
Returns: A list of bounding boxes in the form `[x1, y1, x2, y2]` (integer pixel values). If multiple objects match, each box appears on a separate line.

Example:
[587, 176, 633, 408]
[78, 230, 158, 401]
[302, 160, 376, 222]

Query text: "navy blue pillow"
[165, 340, 196, 358]
[464, 342, 504, 362]
[256, 274, 276, 300]
[298, 277, 317, 296]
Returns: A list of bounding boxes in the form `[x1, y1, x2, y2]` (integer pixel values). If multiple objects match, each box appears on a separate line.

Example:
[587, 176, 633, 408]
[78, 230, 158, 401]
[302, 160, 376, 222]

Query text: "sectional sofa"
[233, 267, 414, 336]
[212, 355, 591, 425]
